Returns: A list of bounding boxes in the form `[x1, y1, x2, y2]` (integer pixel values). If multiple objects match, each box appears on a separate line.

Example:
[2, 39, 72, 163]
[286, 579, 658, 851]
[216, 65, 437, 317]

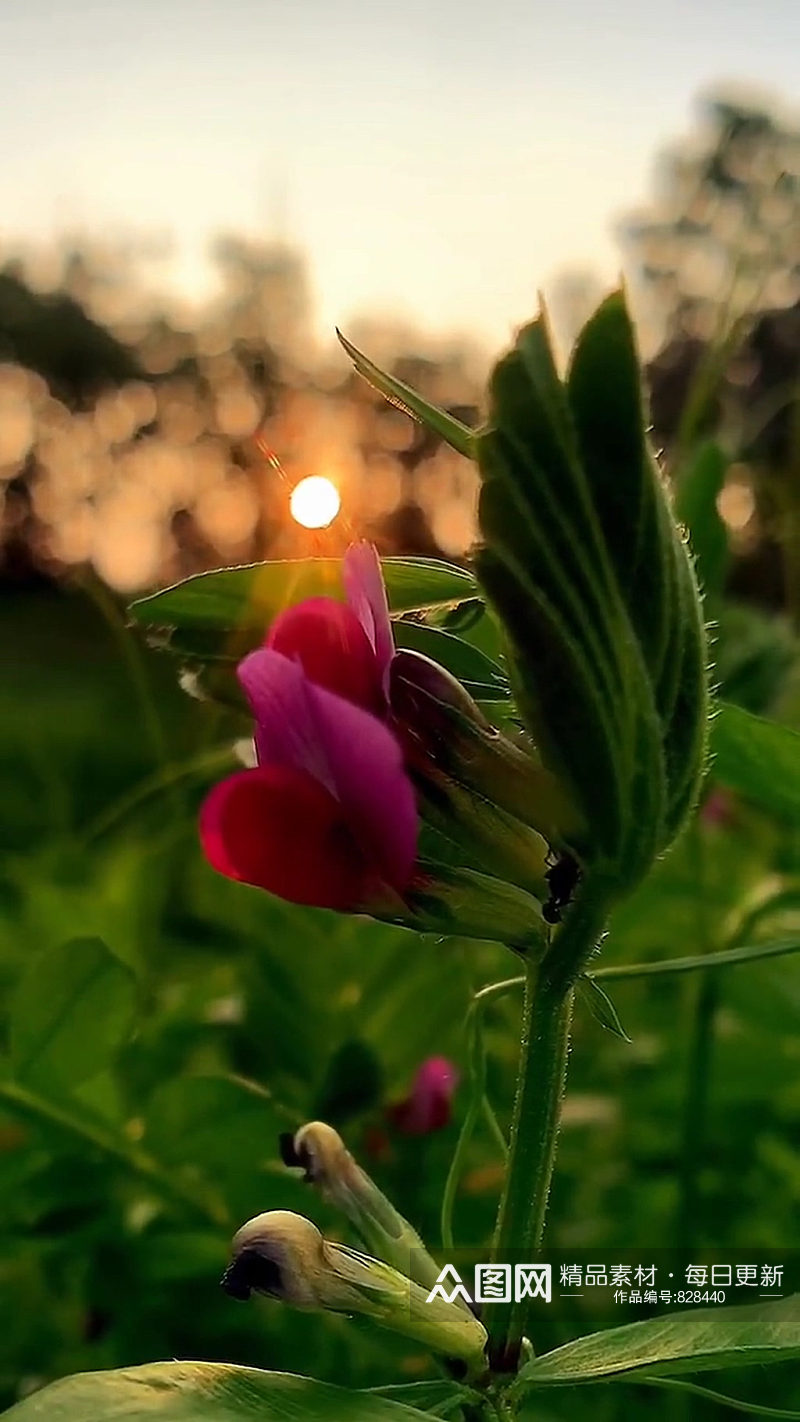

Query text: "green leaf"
[437, 597, 486, 634]
[724, 951, 800, 1035]
[567, 290, 677, 704]
[368, 1381, 478, 1417]
[517, 1294, 800, 1387]
[593, 937, 800, 981]
[144, 1074, 282, 1177]
[129, 558, 478, 644]
[477, 324, 637, 864]
[714, 604, 797, 715]
[577, 975, 631, 1040]
[674, 441, 730, 600]
[568, 295, 709, 848]
[336, 329, 477, 459]
[392, 621, 510, 700]
[4, 1363, 431, 1420]
[313, 1039, 383, 1123]
[712, 702, 800, 824]
[639, 1374, 800, 1418]
[10, 937, 136, 1096]
[475, 291, 708, 891]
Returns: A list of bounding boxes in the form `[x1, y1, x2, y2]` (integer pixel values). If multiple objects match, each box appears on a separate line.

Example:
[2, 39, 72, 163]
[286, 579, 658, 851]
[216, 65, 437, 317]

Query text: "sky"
[0, 0, 798, 350]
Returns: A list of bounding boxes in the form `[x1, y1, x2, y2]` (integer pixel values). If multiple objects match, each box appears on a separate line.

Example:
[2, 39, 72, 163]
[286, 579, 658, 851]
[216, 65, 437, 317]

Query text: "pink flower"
[268, 541, 395, 715]
[388, 1057, 460, 1136]
[199, 544, 417, 911]
[700, 786, 736, 828]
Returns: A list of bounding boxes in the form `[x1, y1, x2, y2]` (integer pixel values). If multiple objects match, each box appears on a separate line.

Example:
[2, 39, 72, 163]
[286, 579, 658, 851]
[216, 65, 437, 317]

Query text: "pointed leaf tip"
[336, 329, 476, 460]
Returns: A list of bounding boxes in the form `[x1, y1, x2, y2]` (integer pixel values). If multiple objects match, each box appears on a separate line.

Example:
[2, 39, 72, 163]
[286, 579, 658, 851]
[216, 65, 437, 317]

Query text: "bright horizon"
[1, 0, 798, 350]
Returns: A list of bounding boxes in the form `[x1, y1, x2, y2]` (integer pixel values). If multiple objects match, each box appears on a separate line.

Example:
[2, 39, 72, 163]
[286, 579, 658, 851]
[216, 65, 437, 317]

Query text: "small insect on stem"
[542, 853, 581, 924]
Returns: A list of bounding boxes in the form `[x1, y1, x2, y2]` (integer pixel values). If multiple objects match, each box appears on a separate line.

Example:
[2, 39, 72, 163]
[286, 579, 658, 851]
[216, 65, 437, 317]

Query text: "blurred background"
[2, 2, 800, 1418]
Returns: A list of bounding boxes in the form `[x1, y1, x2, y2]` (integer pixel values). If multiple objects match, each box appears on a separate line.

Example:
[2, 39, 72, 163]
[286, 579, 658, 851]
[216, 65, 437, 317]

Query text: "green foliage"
[674, 440, 730, 601]
[4, 279, 800, 1420]
[712, 703, 800, 823]
[517, 1295, 800, 1386]
[576, 976, 630, 1041]
[335, 330, 477, 460]
[637, 1376, 800, 1417]
[130, 557, 478, 642]
[4, 1363, 432, 1421]
[369, 1380, 474, 1415]
[474, 292, 708, 892]
[391, 623, 510, 702]
[10, 938, 136, 1096]
[714, 605, 798, 716]
[2, 581, 800, 1416]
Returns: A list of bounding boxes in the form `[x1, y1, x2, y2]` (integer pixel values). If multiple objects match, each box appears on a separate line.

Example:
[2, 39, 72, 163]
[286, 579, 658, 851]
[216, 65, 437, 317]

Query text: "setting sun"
[289, 475, 341, 529]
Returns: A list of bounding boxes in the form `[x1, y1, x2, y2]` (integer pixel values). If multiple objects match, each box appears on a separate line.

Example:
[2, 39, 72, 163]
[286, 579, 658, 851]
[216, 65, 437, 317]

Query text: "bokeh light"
[289, 475, 341, 529]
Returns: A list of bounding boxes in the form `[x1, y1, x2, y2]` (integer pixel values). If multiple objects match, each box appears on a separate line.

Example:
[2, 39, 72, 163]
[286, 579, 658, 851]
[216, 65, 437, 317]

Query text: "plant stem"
[483, 887, 609, 1372]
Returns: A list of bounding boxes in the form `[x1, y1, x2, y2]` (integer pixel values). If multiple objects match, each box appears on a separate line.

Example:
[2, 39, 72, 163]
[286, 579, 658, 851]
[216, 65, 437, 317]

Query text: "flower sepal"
[376, 859, 548, 955]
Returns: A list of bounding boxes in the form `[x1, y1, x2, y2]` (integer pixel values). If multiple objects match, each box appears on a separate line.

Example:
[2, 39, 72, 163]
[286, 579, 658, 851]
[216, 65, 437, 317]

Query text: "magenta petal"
[266, 597, 384, 713]
[343, 542, 394, 687]
[199, 764, 371, 909]
[237, 648, 336, 794]
[238, 644, 418, 896]
[307, 679, 418, 895]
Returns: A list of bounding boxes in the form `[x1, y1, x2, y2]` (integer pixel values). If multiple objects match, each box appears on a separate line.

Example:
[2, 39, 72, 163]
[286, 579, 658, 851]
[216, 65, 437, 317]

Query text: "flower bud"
[221, 1210, 329, 1308]
[279, 1122, 445, 1298]
[221, 1209, 487, 1369]
[392, 649, 493, 731]
[390, 650, 581, 848]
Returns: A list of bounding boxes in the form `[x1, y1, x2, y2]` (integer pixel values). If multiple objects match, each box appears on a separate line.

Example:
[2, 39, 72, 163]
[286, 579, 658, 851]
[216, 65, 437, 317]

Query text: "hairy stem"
[483, 887, 609, 1372]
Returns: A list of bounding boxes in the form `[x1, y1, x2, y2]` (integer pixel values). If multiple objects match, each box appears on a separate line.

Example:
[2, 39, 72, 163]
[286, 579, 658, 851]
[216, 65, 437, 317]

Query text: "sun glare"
[289, 475, 341, 529]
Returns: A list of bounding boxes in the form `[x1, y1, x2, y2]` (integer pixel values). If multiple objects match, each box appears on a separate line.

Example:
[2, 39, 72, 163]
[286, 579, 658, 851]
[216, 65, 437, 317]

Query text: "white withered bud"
[221, 1209, 487, 1371]
[280, 1122, 447, 1301]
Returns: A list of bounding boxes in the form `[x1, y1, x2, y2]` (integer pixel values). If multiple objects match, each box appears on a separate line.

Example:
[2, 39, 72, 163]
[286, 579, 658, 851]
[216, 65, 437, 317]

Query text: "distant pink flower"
[388, 1057, 460, 1136]
[700, 786, 736, 828]
[199, 544, 417, 911]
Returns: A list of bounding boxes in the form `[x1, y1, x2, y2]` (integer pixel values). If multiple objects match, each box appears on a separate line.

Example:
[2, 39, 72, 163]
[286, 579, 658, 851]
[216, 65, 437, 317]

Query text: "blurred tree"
[0, 265, 140, 405]
[547, 267, 606, 359]
[211, 235, 312, 362]
[621, 86, 800, 355]
[620, 87, 800, 623]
